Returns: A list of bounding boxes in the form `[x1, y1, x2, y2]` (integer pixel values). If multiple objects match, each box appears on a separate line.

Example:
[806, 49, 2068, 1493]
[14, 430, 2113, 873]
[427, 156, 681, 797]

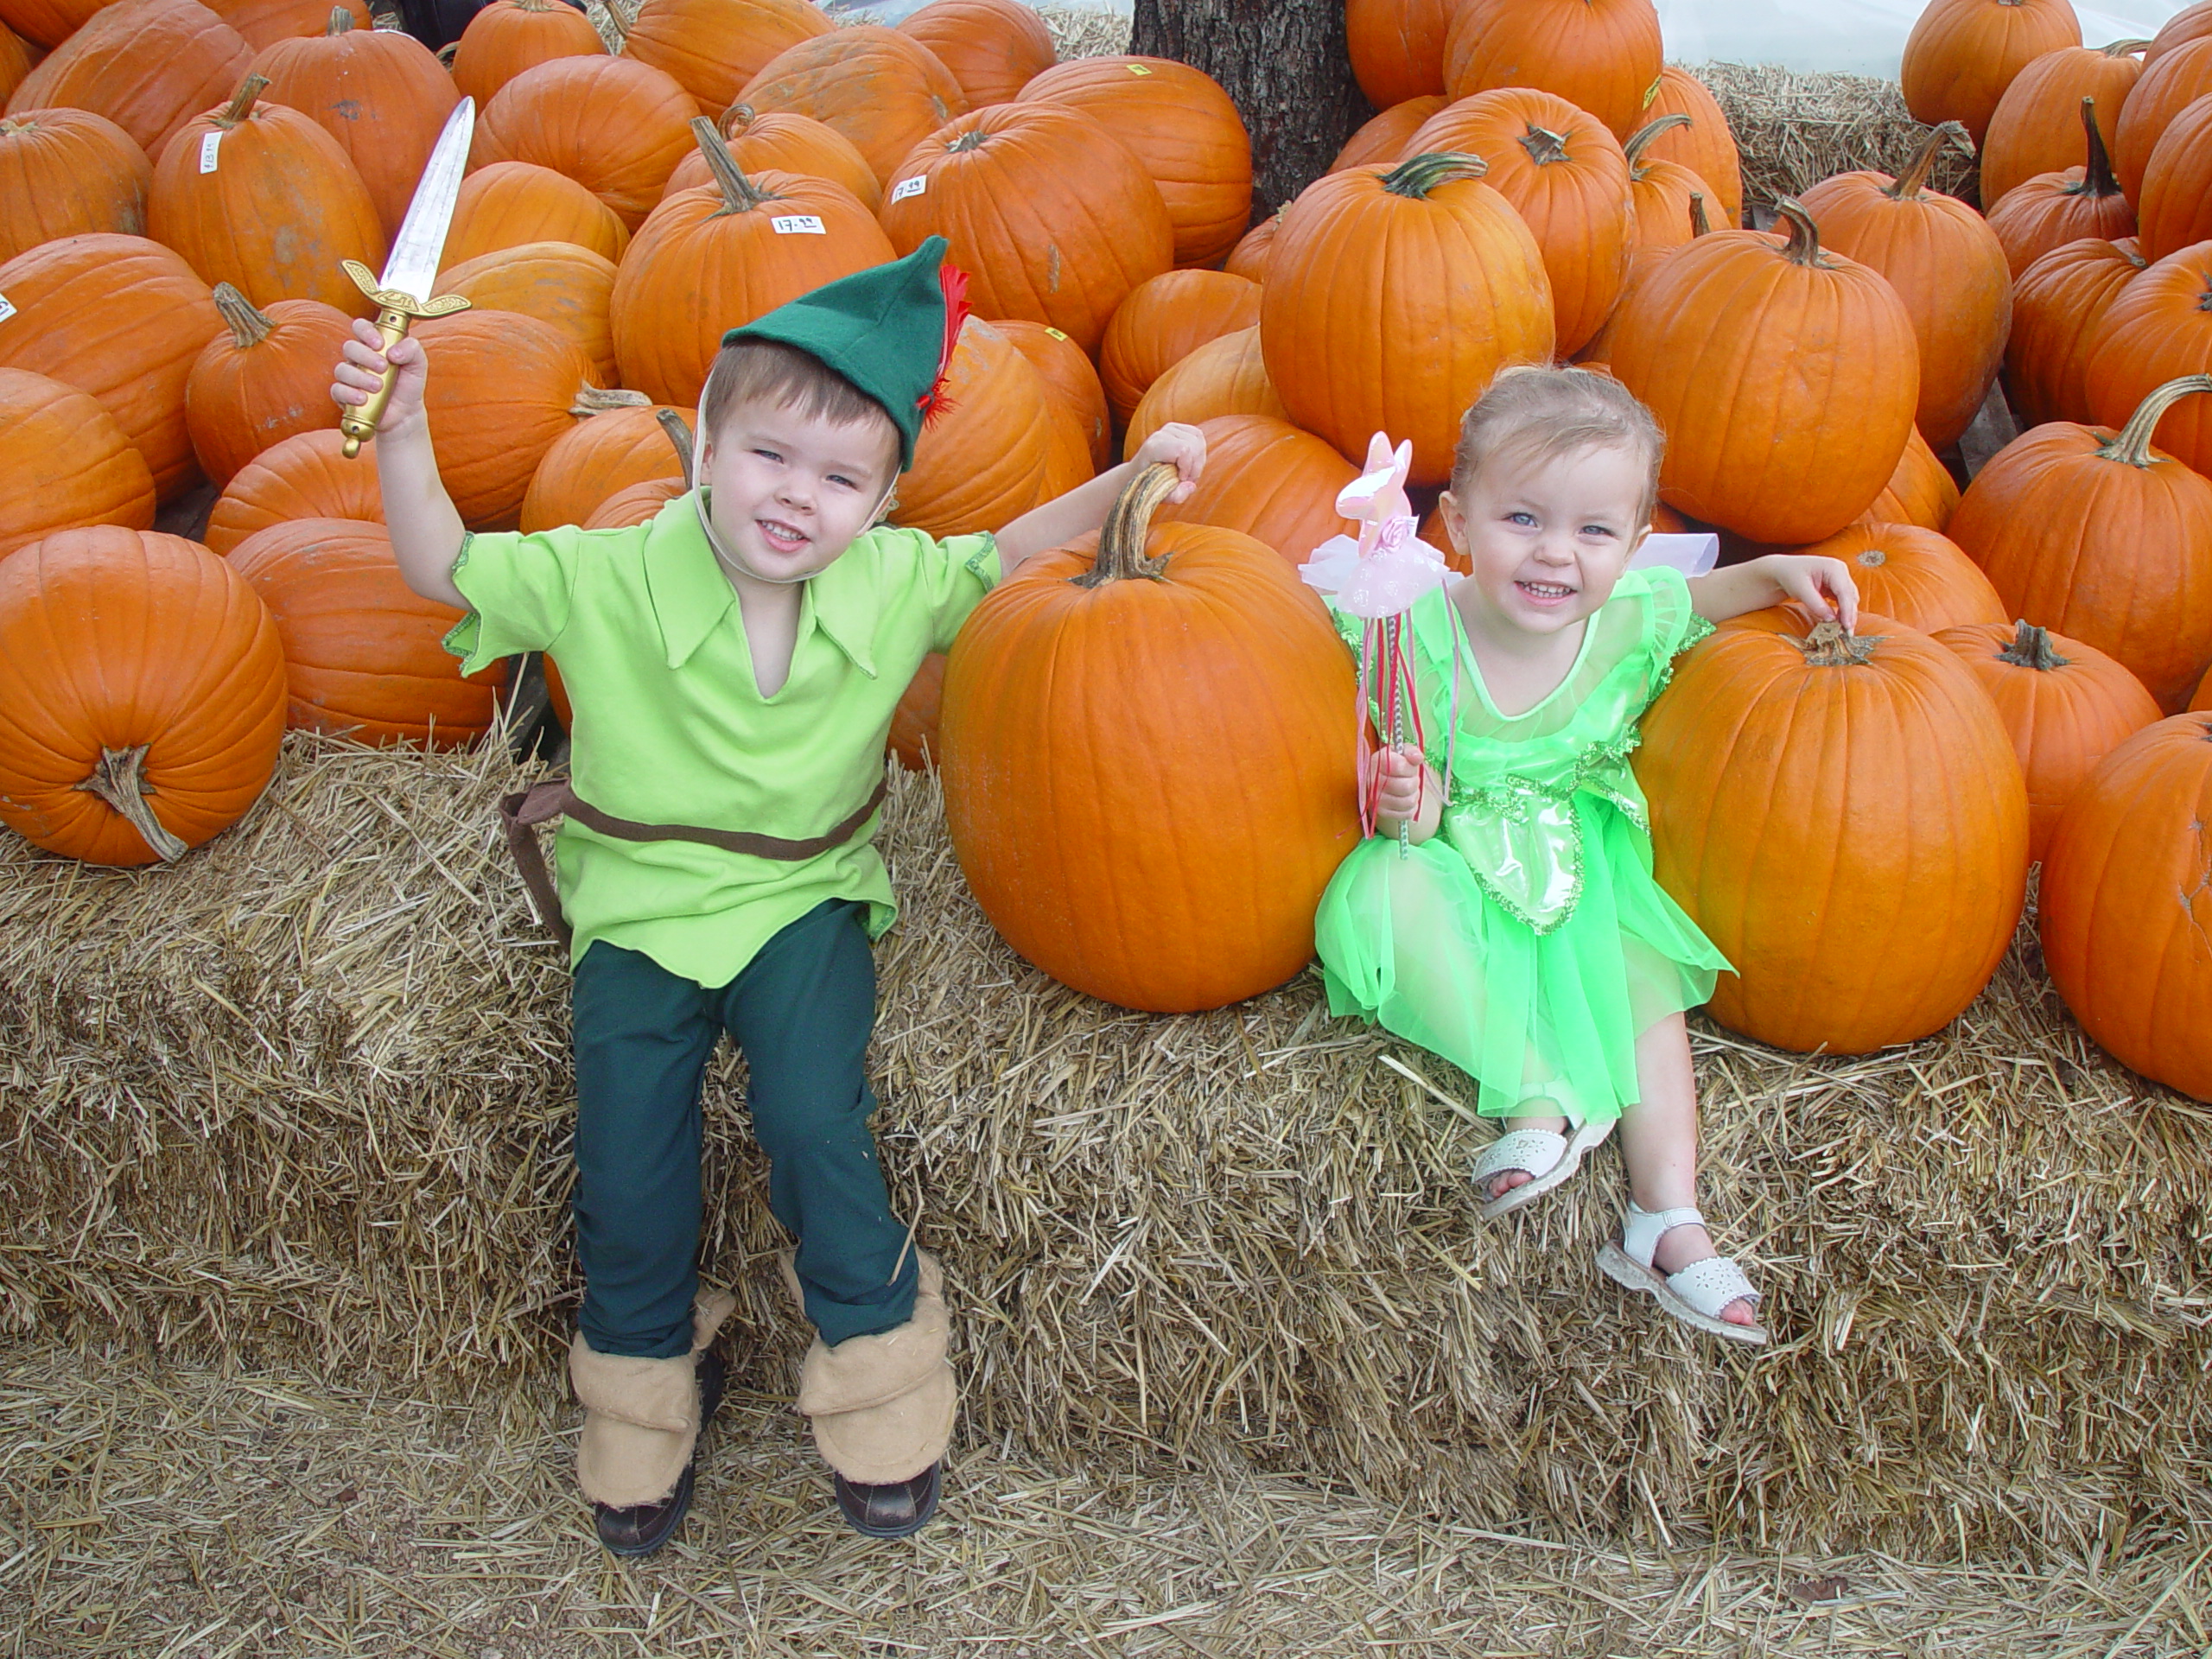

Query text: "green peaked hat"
[721, 235, 968, 472]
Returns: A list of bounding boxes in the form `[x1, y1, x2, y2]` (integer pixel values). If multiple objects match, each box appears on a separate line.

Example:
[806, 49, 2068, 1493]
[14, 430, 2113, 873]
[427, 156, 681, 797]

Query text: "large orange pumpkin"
[582, 475, 683, 530]
[896, 316, 1086, 539]
[1952, 375, 2212, 710]
[449, 0, 604, 111]
[0, 108, 149, 266]
[0, 525, 287, 865]
[2040, 712, 2212, 1100]
[1859, 426, 1961, 531]
[434, 239, 620, 385]
[1260, 152, 1554, 487]
[1331, 95, 1446, 174]
[3, 0, 251, 159]
[1097, 269, 1261, 429]
[520, 400, 685, 533]
[1123, 325, 1287, 459]
[1636, 611, 2030, 1052]
[0, 0, 105, 48]
[184, 282, 349, 484]
[1980, 39, 2147, 207]
[1900, 0, 2082, 144]
[939, 463, 1360, 1012]
[1018, 55, 1252, 269]
[736, 24, 966, 190]
[204, 0, 365, 49]
[880, 101, 1173, 354]
[659, 102, 880, 213]
[1985, 96, 2137, 276]
[1403, 89, 1633, 356]
[887, 649, 946, 772]
[1802, 521, 2006, 632]
[1154, 412, 1356, 568]
[1799, 123, 2012, 452]
[2148, 0, 2212, 61]
[0, 230, 220, 499]
[441, 159, 630, 270]
[612, 125, 893, 409]
[1440, 0, 1662, 140]
[620, 0, 830, 119]
[2113, 35, 2212, 201]
[1933, 617, 2162, 861]
[0, 29, 35, 110]
[899, 0, 1055, 109]
[1607, 200, 1919, 544]
[228, 517, 499, 747]
[1344, 0, 1454, 107]
[147, 73, 386, 315]
[997, 319, 1110, 473]
[2136, 92, 2212, 263]
[2083, 241, 2212, 480]
[205, 424, 379, 555]
[412, 308, 602, 530]
[2003, 235, 2145, 427]
[0, 366, 155, 558]
[1636, 66, 1741, 226]
[470, 54, 696, 231]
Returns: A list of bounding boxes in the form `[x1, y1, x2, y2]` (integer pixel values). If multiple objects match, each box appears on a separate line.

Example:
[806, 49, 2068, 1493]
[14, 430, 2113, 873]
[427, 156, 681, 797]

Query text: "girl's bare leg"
[1615, 1013, 1755, 1325]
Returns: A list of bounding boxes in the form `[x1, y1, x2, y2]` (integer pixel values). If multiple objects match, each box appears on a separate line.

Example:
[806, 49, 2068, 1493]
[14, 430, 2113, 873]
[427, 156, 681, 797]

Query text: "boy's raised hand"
[1128, 421, 1206, 505]
[332, 318, 429, 440]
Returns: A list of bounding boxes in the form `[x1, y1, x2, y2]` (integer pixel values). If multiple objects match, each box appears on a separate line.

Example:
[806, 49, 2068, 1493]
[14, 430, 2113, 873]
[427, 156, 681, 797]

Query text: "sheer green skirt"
[1314, 795, 1730, 1126]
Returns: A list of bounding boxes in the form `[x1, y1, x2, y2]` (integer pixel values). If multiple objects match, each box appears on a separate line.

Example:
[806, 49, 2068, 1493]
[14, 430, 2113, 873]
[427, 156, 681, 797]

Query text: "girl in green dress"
[1313, 367, 1860, 1345]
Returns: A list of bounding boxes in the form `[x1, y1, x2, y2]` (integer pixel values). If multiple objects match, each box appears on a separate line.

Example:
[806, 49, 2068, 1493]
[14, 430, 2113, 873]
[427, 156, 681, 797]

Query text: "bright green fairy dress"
[1313, 567, 1731, 1126]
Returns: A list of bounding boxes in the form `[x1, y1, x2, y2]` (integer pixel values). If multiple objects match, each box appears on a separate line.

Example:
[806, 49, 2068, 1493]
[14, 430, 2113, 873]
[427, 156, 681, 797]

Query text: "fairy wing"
[1627, 531, 1720, 577]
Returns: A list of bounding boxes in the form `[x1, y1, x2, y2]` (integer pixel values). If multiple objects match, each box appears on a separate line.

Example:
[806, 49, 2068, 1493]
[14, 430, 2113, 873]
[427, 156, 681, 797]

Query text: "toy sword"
[339, 96, 475, 457]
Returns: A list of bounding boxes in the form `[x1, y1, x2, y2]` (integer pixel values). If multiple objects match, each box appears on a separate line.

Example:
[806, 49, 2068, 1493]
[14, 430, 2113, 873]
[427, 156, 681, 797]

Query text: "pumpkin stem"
[1381, 151, 1488, 198]
[568, 385, 651, 417]
[326, 5, 352, 30]
[596, 0, 628, 41]
[2072, 97, 2122, 200]
[514, 0, 554, 10]
[1796, 620, 1881, 667]
[1688, 191, 1712, 237]
[1517, 124, 1572, 168]
[687, 115, 776, 214]
[1622, 111, 1691, 174]
[2100, 36, 2152, 54]
[1888, 120, 1968, 200]
[219, 73, 270, 129]
[721, 100, 757, 138]
[211, 282, 274, 348]
[2095, 373, 2212, 467]
[1997, 619, 2069, 670]
[1073, 461, 1179, 588]
[658, 407, 696, 486]
[74, 746, 188, 863]
[435, 40, 457, 64]
[1773, 198, 1830, 268]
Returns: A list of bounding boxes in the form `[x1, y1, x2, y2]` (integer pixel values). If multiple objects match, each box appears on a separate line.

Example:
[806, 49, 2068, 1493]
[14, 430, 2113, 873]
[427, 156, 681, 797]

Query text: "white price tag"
[771, 214, 826, 235]
[199, 131, 222, 174]
[890, 175, 927, 204]
[0, 293, 13, 324]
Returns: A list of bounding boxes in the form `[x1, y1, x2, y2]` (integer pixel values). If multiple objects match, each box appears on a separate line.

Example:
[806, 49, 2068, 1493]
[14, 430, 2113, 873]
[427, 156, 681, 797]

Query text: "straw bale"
[1688, 60, 1980, 214]
[3, 737, 2209, 1560]
[1038, 3, 1130, 60]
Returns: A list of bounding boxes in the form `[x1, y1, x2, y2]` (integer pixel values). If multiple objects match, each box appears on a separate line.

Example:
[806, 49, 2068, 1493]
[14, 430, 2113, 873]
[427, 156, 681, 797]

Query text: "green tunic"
[1313, 568, 1731, 1124]
[445, 491, 997, 986]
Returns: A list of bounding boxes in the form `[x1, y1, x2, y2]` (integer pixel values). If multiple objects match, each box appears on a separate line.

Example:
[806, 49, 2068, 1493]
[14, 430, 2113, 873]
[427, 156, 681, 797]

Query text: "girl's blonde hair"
[1449, 365, 1665, 522]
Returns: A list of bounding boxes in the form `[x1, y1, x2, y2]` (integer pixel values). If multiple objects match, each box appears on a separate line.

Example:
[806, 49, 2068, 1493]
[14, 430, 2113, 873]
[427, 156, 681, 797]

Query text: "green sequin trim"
[439, 531, 481, 659]
[963, 531, 1000, 588]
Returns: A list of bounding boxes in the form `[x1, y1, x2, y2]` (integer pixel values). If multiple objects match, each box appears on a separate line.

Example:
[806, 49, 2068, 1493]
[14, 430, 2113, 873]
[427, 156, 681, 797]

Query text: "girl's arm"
[993, 423, 1207, 574]
[1688, 553, 1859, 630]
[331, 321, 468, 610]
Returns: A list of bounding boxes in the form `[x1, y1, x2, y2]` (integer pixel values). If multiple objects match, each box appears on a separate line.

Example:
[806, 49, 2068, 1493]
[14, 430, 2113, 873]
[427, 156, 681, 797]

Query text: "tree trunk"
[1131, 0, 1375, 227]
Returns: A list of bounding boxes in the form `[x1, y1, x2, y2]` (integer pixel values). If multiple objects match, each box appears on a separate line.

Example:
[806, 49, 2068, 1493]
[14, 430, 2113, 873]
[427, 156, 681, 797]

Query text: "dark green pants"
[570, 899, 918, 1358]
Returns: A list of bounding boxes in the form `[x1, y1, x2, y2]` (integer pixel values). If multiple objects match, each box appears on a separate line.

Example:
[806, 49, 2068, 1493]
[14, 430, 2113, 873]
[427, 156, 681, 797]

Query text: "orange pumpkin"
[1572, 186, 1713, 365]
[1330, 95, 1446, 174]
[1098, 269, 1261, 429]
[433, 238, 620, 385]
[520, 401, 687, 533]
[2083, 243, 2212, 480]
[0, 26, 30, 105]
[880, 100, 1173, 354]
[1223, 208, 1281, 283]
[185, 282, 350, 484]
[0, 108, 149, 266]
[1636, 611, 2029, 1052]
[620, 0, 829, 120]
[612, 125, 894, 409]
[1403, 89, 1633, 357]
[1154, 413, 1357, 568]
[582, 475, 683, 529]
[2003, 235, 2145, 427]
[2148, 0, 2212, 61]
[939, 463, 1360, 1013]
[899, 0, 1055, 109]
[246, 9, 455, 240]
[1980, 38, 2147, 207]
[1801, 522, 2006, 632]
[2194, 662, 2212, 709]
[0, 366, 155, 558]
[1952, 375, 2212, 710]
[4, 0, 251, 159]
[1123, 324, 1287, 459]
[1019, 55, 1252, 269]
[2136, 92, 2212, 262]
[997, 319, 1110, 474]
[1344, 0, 1455, 107]
[1858, 426, 1961, 531]
[205, 424, 379, 555]
[449, 0, 604, 111]
[470, 54, 696, 231]
[0, 524, 287, 865]
[2113, 35, 2212, 201]
[0, 230, 220, 499]
[205, 0, 365, 48]
[2040, 711, 2212, 1100]
[1799, 124, 2012, 451]
[736, 24, 966, 190]
[1621, 112, 1718, 279]
[659, 103, 880, 213]
[0, 0, 105, 48]
[1900, 0, 2082, 144]
[1933, 618, 2162, 861]
[412, 308, 602, 530]
[1986, 96, 2138, 277]
[1440, 0, 1662, 140]
[441, 159, 630, 270]
[896, 316, 1084, 539]
[1635, 66, 1741, 226]
[1607, 200, 1919, 544]
[887, 649, 946, 772]
[227, 517, 499, 747]
[147, 73, 386, 315]
[1259, 152, 1554, 487]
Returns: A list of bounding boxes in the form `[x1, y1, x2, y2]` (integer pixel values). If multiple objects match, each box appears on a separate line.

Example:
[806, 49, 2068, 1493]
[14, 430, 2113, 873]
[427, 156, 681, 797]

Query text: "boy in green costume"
[334, 239, 1205, 1554]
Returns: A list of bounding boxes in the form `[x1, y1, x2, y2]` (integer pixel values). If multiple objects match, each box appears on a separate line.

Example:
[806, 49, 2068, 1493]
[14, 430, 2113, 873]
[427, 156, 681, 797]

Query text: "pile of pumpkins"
[0, 0, 2206, 1101]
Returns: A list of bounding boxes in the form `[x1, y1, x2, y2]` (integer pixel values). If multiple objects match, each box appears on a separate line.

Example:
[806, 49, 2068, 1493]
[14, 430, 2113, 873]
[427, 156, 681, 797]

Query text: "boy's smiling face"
[696, 393, 902, 584]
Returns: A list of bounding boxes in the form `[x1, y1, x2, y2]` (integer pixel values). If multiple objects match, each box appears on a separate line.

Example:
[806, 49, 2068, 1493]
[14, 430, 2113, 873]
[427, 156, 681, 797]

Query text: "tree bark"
[1131, 0, 1375, 227]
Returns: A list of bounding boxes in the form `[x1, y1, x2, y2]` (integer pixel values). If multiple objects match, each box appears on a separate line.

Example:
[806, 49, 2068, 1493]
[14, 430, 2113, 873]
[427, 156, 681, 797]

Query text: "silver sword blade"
[376, 97, 475, 303]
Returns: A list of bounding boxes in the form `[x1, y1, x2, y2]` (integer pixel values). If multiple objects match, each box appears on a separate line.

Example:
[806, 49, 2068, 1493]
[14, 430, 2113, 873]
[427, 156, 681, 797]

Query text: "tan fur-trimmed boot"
[570, 1289, 735, 1557]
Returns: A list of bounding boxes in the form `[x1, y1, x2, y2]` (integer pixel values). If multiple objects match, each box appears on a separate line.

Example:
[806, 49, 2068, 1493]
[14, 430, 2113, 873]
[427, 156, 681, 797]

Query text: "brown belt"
[498, 774, 889, 945]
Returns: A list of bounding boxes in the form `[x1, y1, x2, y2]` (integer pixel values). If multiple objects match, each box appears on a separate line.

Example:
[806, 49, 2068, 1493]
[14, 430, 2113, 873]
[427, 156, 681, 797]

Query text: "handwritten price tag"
[0, 293, 14, 324]
[199, 131, 223, 174]
[771, 214, 826, 235]
[890, 175, 927, 204]
[1126, 62, 1153, 75]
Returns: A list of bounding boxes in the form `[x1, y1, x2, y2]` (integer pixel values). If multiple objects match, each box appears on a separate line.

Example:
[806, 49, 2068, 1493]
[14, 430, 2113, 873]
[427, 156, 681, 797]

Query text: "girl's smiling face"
[696, 394, 900, 583]
[1440, 441, 1653, 639]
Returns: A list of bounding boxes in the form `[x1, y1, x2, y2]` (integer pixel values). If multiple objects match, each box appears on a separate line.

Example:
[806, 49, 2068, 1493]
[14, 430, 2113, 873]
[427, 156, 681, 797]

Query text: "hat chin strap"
[693, 478, 899, 588]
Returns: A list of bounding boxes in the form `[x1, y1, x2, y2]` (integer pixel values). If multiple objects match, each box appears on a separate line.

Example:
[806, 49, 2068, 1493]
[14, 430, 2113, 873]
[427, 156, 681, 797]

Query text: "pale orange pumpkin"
[1634, 66, 1741, 226]
[1441, 0, 1662, 139]
[4, 0, 251, 159]
[659, 103, 880, 213]
[736, 24, 967, 190]
[205, 424, 379, 555]
[1980, 38, 2148, 207]
[1097, 269, 1261, 429]
[1123, 325, 1287, 458]
[0, 365, 156, 559]
[1344, 0, 1455, 107]
[1331, 95, 1446, 174]
[411, 307, 604, 530]
[997, 319, 1111, 474]
[1986, 96, 2139, 277]
[620, 0, 830, 120]
[2002, 235, 2146, 428]
[0, 108, 149, 266]
[898, 0, 1055, 109]
[470, 54, 696, 231]
[1857, 427, 1961, 531]
[1901, 0, 2082, 144]
[1223, 208, 1281, 283]
[441, 159, 630, 270]
[520, 402, 687, 534]
[449, 0, 605, 111]
[184, 281, 350, 485]
[1154, 413, 1357, 568]
[433, 239, 620, 386]
[1801, 521, 2006, 632]
[896, 316, 1087, 539]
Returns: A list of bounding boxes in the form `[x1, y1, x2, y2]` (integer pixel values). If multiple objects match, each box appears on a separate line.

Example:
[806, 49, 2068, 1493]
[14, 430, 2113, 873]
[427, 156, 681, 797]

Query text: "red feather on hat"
[916, 264, 970, 429]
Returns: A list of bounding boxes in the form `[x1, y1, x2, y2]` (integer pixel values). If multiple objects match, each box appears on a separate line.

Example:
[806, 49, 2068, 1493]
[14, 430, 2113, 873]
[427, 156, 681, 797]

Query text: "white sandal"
[1471, 1117, 1613, 1222]
[1596, 1202, 1768, 1346]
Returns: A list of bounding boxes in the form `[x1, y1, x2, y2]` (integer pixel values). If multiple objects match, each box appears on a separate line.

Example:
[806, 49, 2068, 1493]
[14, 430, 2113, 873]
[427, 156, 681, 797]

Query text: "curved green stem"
[2095, 374, 2212, 467]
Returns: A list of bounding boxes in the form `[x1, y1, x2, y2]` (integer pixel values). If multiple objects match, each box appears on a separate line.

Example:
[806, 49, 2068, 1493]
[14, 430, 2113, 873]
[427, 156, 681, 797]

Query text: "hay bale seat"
[3, 735, 2208, 1560]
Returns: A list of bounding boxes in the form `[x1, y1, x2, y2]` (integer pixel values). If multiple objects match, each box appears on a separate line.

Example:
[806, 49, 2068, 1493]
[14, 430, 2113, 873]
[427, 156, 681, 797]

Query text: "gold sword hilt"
[338, 259, 472, 459]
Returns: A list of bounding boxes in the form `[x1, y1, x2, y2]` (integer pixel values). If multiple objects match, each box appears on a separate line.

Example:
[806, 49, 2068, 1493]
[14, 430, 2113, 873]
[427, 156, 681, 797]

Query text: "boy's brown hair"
[1450, 365, 1665, 524]
[697, 337, 901, 473]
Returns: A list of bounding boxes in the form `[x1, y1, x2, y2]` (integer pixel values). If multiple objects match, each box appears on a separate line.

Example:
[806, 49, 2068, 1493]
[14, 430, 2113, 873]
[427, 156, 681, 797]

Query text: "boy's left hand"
[1770, 554, 1860, 632]
[1129, 422, 1206, 505]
